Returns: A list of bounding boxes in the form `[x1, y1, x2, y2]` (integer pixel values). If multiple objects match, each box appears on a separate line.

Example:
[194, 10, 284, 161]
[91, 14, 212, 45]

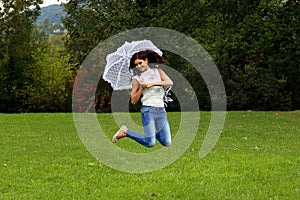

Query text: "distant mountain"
[36, 4, 67, 24]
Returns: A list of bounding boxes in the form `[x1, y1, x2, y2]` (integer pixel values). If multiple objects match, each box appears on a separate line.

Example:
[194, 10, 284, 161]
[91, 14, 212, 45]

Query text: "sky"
[0, 0, 69, 14]
[40, 0, 69, 7]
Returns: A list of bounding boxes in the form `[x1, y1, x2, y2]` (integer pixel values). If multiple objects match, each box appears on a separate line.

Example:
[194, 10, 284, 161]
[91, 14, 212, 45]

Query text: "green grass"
[0, 111, 299, 199]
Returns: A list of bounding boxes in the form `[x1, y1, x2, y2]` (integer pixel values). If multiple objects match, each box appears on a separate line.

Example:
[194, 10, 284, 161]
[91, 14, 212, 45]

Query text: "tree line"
[1, 0, 299, 112]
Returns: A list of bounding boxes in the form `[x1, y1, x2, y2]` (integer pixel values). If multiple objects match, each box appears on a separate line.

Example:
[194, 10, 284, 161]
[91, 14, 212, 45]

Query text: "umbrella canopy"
[103, 39, 163, 90]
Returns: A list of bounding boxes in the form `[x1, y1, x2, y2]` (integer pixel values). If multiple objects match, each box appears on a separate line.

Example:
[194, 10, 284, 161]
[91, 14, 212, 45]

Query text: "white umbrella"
[102, 39, 163, 90]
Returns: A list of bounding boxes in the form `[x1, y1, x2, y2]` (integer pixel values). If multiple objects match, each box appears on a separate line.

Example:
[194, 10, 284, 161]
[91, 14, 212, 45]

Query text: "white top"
[132, 68, 164, 107]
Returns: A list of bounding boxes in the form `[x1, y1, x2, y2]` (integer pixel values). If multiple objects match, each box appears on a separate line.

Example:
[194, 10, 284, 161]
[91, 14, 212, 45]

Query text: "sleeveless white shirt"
[132, 68, 164, 107]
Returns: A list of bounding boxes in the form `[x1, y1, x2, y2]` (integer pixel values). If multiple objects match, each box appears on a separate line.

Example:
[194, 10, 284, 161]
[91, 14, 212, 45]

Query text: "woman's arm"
[131, 78, 144, 105]
[144, 68, 173, 88]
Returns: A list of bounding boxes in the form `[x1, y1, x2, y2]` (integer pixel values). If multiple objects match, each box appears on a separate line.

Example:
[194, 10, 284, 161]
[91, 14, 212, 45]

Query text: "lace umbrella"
[103, 39, 163, 90]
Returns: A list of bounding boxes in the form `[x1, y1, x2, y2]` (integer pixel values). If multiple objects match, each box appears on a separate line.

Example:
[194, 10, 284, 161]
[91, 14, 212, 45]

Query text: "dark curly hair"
[129, 50, 168, 76]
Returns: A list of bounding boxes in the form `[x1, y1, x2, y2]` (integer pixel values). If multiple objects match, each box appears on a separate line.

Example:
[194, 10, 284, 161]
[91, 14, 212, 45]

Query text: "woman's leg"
[155, 109, 172, 146]
[126, 106, 156, 147]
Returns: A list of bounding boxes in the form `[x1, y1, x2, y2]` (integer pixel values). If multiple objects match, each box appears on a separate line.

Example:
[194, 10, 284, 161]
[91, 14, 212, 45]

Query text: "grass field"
[0, 111, 299, 199]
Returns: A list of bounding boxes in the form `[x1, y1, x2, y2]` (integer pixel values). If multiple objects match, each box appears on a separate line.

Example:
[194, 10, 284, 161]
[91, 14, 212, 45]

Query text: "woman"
[112, 50, 173, 147]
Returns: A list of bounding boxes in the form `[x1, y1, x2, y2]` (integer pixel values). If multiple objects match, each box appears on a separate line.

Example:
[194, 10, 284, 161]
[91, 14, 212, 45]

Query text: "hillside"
[36, 4, 67, 24]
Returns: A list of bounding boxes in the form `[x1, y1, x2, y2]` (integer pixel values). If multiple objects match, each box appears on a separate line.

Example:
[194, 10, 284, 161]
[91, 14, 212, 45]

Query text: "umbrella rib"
[114, 64, 122, 90]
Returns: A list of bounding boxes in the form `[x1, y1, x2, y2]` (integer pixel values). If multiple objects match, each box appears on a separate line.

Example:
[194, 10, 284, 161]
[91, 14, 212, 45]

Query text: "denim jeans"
[126, 106, 171, 147]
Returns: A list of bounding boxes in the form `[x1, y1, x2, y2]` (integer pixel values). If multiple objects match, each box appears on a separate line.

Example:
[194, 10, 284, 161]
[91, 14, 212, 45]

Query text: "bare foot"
[112, 126, 127, 143]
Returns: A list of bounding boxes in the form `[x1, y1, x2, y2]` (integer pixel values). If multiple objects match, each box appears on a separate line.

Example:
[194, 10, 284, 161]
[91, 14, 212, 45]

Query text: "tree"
[63, 0, 300, 111]
[42, 18, 52, 36]
[0, 0, 43, 112]
[194, 0, 299, 110]
[0, 0, 73, 112]
[63, 0, 205, 112]
[29, 32, 73, 112]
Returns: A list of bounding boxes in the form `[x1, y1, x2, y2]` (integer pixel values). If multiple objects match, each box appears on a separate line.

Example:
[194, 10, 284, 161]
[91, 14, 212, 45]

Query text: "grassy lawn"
[0, 111, 299, 199]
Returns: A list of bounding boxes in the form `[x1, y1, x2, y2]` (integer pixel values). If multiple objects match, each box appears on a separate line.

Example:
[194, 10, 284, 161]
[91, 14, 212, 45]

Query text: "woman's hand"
[139, 78, 146, 88]
[144, 82, 155, 88]
[139, 78, 151, 89]
[140, 80, 154, 89]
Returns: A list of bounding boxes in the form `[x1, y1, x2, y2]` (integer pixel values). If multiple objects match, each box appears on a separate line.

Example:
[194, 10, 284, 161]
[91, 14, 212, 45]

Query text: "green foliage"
[1, 0, 298, 112]
[0, 112, 299, 198]
[195, 0, 300, 110]
[0, 0, 43, 112]
[0, 1, 72, 112]
[63, 0, 209, 111]
[63, 0, 300, 111]
[28, 34, 73, 112]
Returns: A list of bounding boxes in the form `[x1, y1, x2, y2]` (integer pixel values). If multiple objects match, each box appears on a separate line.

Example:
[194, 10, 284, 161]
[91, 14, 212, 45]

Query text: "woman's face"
[134, 58, 149, 73]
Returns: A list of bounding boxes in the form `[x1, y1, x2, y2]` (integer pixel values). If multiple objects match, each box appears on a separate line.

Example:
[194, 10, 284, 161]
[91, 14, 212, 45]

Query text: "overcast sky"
[40, 0, 69, 7]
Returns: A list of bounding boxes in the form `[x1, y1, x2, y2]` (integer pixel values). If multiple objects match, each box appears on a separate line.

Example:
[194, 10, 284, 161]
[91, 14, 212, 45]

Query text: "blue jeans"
[126, 106, 172, 147]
